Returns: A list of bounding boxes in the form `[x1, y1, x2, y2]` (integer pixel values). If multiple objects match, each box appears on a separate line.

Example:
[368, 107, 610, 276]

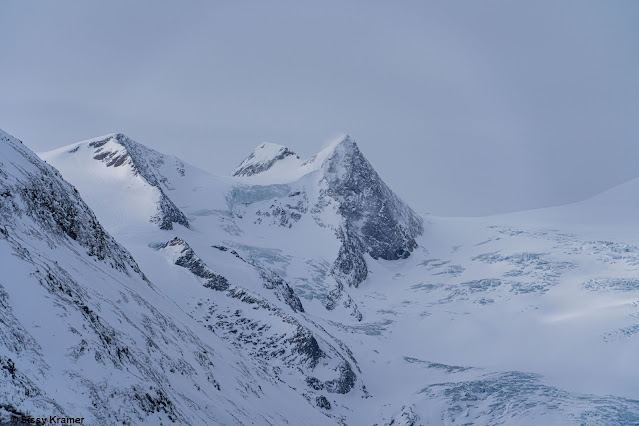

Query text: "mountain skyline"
[3, 1, 638, 217]
[41, 129, 639, 219]
[3, 125, 639, 423]
[3, 2, 638, 424]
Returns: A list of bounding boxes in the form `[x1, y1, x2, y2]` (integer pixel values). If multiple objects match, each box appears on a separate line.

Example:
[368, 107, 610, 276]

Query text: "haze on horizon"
[1, 0, 638, 216]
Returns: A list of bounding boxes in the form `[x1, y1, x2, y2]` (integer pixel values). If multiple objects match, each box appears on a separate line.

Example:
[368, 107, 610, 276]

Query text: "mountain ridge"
[41, 133, 190, 231]
[19, 127, 639, 424]
[2, 127, 337, 425]
[232, 142, 300, 177]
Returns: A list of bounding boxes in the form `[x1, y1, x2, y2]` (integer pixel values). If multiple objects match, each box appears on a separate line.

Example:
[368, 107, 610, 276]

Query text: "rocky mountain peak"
[316, 135, 424, 287]
[232, 142, 299, 177]
[86, 133, 169, 183]
[320, 135, 368, 178]
[225, 134, 424, 289]
[43, 133, 190, 231]
[0, 128, 145, 276]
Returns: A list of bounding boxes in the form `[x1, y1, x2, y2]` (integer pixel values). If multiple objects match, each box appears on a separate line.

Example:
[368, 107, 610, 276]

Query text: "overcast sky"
[1, 1, 638, 216]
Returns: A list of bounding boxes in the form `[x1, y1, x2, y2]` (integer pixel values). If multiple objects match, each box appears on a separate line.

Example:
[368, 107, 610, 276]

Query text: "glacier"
[1, 127, 639, 424]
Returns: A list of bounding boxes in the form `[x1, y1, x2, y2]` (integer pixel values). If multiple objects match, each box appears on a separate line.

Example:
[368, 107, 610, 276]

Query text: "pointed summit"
[40, 133, 190, 231]
[232, 142, 300, 177]
[319, 135, 367, 177]
[0, 128, 144, 274]
[226, 134, 423, 288]
[297, 135, 354, 170]
[315, 135, 424, 287]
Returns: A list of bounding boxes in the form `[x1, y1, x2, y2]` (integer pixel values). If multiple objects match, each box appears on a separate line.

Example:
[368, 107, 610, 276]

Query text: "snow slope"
[0, 128, 335, 425]
[231, 142, 301, 178]
[34, 132, 639, 425]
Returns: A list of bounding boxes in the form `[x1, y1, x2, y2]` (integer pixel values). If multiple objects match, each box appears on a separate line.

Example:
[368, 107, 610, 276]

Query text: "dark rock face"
[232, 143, 299, 177]
[319, 137, 424, 287]
[306, 360, 357, 396]
[131, 387, 178, 422]
[210, 242, 305, 313]
[161, 239, 324, 365]
[0, 130, 229, 425]
[162, 238, 230, 291]
[323, 361, 357, 394]
[259, 268, 305, 313]
[306, 377, 324, 390]
[315, 395, 331, 410]
[89, 134, 189, 230]
[0, 132, 144, 276]
[154, 192, 189, 230]
[330, 227, 369, 291]
[162, 238, 361, 395]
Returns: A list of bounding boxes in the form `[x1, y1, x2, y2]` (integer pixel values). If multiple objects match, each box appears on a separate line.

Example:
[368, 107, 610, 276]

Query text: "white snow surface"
[0, 129, 331, 425]
[3, 129, 637, 425]
[230, 135, 360, 184]
[231, 142, 301, 179]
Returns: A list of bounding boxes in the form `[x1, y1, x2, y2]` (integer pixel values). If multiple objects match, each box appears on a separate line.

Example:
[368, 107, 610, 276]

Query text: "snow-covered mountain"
[0, 128, 340, 425]
[39, 133, 193, 233]
[231, 142, 300, 177]
[3, 127, 639, 425]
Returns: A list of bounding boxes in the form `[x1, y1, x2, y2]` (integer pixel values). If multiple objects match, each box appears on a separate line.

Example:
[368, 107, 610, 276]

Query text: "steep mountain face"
[43, 134, 423, 318]
[230, 136, 424, 288]
[0, 131, 142, 273]
[0, 129, 332, 425]
[320, 136, 423, 261]
[158, 238, 360, 398]
[315, 136, 423, 287]
[41, 134, 371, 421]
[36, 130, 639, 425]
[41, 133, 189, 231]
[232, 142, 300, 177]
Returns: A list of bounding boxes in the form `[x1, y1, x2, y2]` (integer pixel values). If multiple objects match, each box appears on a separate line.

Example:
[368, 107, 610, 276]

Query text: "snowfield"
[1, 127, 638, 425]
